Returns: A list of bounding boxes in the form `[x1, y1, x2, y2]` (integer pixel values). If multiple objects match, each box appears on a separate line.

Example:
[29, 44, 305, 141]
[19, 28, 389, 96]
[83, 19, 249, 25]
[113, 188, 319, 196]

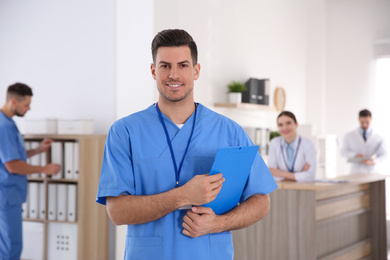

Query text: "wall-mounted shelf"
[214, 103, 276, 111]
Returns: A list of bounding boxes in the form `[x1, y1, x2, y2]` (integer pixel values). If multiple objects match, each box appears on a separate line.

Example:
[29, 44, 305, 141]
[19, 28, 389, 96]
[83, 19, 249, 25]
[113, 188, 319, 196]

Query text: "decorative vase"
[228, 92, 242, 104]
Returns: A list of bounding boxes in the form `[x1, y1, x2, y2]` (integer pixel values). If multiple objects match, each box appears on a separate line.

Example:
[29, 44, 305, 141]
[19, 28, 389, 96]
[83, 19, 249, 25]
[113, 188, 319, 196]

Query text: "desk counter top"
[276, 173, 388, 191]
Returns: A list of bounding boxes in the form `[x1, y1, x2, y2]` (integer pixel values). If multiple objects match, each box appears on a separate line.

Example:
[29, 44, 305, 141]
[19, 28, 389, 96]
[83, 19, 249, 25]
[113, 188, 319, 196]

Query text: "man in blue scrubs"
[0, 83, 61, 260]
[96, 29, 278, 260]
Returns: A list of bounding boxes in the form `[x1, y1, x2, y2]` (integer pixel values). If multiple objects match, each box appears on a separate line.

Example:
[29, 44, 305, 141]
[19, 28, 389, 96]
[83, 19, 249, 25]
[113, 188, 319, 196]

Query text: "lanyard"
[155, 103, 197, 187]
[280, 136, 302, 172]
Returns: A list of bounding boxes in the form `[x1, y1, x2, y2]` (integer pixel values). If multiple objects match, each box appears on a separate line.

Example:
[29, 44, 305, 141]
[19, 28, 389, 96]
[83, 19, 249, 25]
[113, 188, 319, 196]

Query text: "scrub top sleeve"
[0, 126, 24, 163]
[96, 120, 136, 205]
[241, 153, 278, 202]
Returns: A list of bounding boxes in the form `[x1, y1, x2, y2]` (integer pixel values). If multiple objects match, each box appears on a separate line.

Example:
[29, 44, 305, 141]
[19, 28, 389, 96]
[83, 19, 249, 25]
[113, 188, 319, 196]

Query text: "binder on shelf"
[64, 142, 74, 179]
[48, 184, 57, 221]
[38, 183, 46, 220]
[242, 78, 270, 105]
[73, 142, 79, 179]
[30, 142, 41, 178]
[40, 152, 47, 178]
[67, 184, 77, 222]
[28, 182, 39, 219]
[57, 184, 67, 221]
[25, 141, 31, 164]
[22, 202, 29, 219]
[51, 142, 63, 179]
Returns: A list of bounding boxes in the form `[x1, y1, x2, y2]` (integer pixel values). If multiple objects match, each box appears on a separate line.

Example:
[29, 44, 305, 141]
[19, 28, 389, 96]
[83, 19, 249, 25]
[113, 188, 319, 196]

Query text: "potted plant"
[269, 131, 281, 141]
[227, 81, 246, 104]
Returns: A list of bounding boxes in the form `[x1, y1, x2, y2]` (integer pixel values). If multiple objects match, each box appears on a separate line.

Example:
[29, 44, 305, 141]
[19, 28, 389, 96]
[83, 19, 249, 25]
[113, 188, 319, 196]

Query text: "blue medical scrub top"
[96, 104, 278, 260]
[0, 111, 28, 209]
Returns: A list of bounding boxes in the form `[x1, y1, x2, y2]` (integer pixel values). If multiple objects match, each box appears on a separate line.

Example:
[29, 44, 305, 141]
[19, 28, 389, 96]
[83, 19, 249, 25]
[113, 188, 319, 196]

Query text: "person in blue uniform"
[0, 83, 61, 260]
[96, 29, 278, 260]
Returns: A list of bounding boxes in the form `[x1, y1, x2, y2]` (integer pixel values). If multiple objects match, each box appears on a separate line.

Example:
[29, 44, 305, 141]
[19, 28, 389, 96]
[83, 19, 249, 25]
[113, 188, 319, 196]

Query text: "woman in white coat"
[268, 111, 316, 182]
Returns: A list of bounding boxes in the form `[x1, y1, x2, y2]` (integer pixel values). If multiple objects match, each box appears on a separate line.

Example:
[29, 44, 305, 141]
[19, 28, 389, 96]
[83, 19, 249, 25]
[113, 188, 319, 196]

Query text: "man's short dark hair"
[7, 82, 33, 101]
[151, 29, 198, 65]
[359, 109, 371, 118]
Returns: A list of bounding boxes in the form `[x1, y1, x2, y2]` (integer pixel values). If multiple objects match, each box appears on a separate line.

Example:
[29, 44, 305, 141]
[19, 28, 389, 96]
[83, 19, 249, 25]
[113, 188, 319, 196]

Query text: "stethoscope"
[280, 136, 302, 172]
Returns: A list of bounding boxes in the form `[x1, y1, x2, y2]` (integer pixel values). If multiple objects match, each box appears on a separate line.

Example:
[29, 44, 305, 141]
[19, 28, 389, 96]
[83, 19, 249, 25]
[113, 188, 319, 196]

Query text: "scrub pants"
[0, 205, 23, 260]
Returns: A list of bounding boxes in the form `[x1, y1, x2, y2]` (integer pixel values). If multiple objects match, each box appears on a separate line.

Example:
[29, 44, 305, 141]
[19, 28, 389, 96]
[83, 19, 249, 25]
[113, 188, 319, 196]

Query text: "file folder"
[48, 184, 57, 220]
[25, 141, 31, 164]
[38, 183, 46, 219]
[28, 182, 39, 219]
[57, 184, 67, 221]
[30, 142, 40, 178]
[22, 202, 29, 219]
[347, 156, 374, 163]
[64, 142, 74, 179]
[202, 146, 259, 215]
[67, 184, 77, 222]
[73, 142, 79, 179]
[51, 142, 63, 179]
[40, 152, 47, 178]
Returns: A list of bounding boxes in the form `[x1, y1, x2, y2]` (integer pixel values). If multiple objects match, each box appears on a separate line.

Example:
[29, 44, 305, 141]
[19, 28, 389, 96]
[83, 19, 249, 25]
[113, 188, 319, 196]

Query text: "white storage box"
[58, 119, 94, 134]
[47, 222, 78, 260]
[21, 222, 44, 260]
[24, 118, 58, 134]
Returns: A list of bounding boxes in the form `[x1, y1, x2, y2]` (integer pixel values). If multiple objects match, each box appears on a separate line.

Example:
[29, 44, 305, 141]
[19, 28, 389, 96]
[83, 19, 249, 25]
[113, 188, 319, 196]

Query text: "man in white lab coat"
[341, 109, 387, 174]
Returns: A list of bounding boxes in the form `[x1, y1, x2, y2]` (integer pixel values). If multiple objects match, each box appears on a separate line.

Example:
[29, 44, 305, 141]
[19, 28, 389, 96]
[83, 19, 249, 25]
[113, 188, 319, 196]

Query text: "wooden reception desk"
[232, 174, 387, 260]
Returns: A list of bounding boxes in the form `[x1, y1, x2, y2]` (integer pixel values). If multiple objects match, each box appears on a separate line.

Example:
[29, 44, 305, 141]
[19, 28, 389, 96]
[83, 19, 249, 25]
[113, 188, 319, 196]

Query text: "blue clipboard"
[202, 145, 259, 215]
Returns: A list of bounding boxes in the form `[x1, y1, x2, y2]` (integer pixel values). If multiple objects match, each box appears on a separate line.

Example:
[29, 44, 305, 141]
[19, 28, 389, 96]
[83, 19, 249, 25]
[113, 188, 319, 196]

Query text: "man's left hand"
[38, 139, 54, 153]
[182, 206, 221, 238]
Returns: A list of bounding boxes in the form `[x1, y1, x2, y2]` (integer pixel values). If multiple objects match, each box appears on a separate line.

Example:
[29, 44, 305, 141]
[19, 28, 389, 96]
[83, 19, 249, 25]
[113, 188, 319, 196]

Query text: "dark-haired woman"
[268, 111, 316, 182]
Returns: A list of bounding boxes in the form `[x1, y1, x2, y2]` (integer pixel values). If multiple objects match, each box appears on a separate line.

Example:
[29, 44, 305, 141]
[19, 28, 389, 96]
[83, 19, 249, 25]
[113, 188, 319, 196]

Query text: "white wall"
[154, 0, 310, 130]
[115, 1, 154, 260]
[306, 0, 327, 136]
[0, 0, 117, 134]
[116, 1, 155, 119]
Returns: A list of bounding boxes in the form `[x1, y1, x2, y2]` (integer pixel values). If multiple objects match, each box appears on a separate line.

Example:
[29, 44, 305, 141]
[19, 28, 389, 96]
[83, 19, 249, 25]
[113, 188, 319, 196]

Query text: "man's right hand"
[42, 163, 61, 175]
[180, 173, 225, 206]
